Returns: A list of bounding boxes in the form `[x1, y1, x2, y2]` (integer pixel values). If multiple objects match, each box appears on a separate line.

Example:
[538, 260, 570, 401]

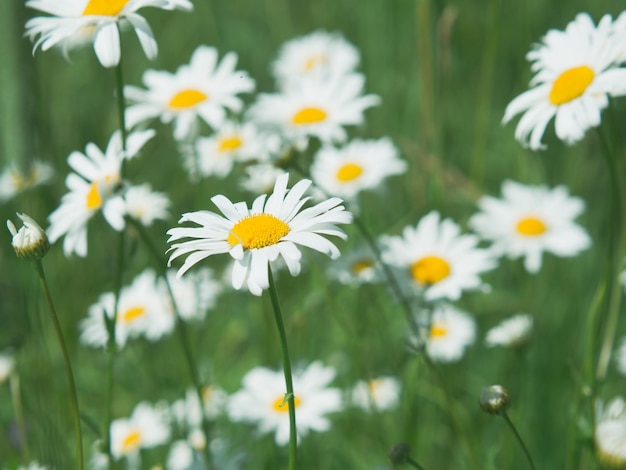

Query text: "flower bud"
[7, 213, 49, 261]
[480, 385, 510, 415]
[388, 442, 412, 465]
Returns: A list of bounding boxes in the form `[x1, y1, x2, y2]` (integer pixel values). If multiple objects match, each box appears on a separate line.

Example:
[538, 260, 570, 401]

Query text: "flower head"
[479, 385, 510, 415]
[0, 161, 54, 202]
[163, 268, 222, 321]
[123, 183, 170, 226]
[110, 401, 170, 460]
[595, 397, 626, 468]
[0, 351, 15, 384]
[351, 376, 401, 412]
[326, 247, 382, 286]
[485, 314, 533, 348]
[7, 213, 49, 261]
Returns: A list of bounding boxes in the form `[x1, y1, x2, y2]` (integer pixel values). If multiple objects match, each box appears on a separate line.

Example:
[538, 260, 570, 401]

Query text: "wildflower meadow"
[2, 0, 626, 469]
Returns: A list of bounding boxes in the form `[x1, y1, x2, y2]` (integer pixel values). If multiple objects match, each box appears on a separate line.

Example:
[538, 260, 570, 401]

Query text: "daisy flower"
[16, 462, 50, 470]
[351, 376, 401, 412]
[380, 211, 497, 301]
[310, 137, 407, 202]
[171, 386, 228, 435]
[47, 129, 154, 257]
[167, 173, 353, 296]
[25, 0, 193, 68]
[0, 161, 53, 202]
[503, 12, 626, 150]
[124, 183, 170, 226]
[0, 351, 15, 384]
[125, 45, 255, 141]
[7, 213, 50, 261]
[614, 337, 626, 377]
[227, 361, 342, 445]
[239, 164, 288, 194]
[485, 314, 533, 348]
[272, 30, 360, 86]
[163, 268, 222, 321]
[469, 180, 591, 273]
[166, 440, 195, 470]
[595, 397, 626, 468]
[326, 247, 382, 286]
[248, 73, 380, 148]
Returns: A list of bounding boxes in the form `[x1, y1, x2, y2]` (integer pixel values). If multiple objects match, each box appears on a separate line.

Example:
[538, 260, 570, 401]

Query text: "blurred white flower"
[239, 164, 287, 195]
[326, 247, 382, 286]
[163, 268, 222, 321]
[595, 397, 626, 468]
[485, 314, 533, 348]
[111, 401, 171, 461]
[0, 351, 15, 384]
[0, 161, 53, 202]
[166, 440, 195, 470]
[351, 376, 401, 412]
[124, 184, 170, 226]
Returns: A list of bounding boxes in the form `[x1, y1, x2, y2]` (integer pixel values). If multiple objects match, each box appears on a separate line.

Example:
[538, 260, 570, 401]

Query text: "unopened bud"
[388, 442, 412, 465]
[480, 385, 510, 415]
[7, 213, 49, 261]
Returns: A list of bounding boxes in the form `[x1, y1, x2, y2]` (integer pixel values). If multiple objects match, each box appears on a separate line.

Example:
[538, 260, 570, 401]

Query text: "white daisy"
[485, 314, 533, 348]
[248, 73, 380, 148]
[166, 440, 195, 470]
[326, 247, 382, 286]
[503, 12, 626, 150]
[0, 160, 53, 202]
[272, 30, 360, 86]
[167, 173, 353, 296]
[47, 129, 154, 257]
[310, 137, 407, 202]
[595, 397, 626, 468]
[614, 337, 626, 377]
[171, 386, 228, 433]
[124, 183, 170, 226]
[380, 211, 497, 301]
[25, 0, 192, 68]
[227, 361, 342, 445]
[351, 376, 401, 412]
[7, 213, 49, 261]
[125, 45, 255, 141]
[239, 164, 288, 195]
[163, 268, 222, 321]
[469, 180, 591, 273]
[0, 351, 15, 384]
[16, 462, 51, 470]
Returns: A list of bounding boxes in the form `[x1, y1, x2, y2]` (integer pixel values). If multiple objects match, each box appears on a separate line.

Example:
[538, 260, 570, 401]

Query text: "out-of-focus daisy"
[272, 30, 360, 86]
[0, 161, 53, 202]
[614, 337, 626, 377]
[239, 164, 287, 194]
[227, 361, 342, 445]
[310, 138, 407, 203]
[167, 173, 353, 296]
[111, 401, 170, 461]
[485, 314, 533, 348]
[16, 462, 50, 470]
[351, 376, 401, 412]
[0, 351, 15, 384]
[326, 247, 382, 286]
[166, 440, 195, 470]
[469, 180, 591, 273]
[125, 46, 254, 141]
[503, 12, 626, 150]
[25, 0, 193, 68]
[595, 397, 626, 468]
[163, 268, 222, 321]
[380, 211, 497, 301]
[47, 129, 154, 257]
[123, 183, 169, 226]
[248, 73, 380, 148]
[80, 269, 173, 348]
[411, 304, 477, 363]
[171, 386, 228, 444]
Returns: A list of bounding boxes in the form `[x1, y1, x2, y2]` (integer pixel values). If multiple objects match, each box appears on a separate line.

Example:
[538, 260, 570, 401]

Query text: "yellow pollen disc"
[121, 306, 146, 324]
[218, 136, 243, 153]
[168, 89, 208, 110]
[292, 107, 328, 125]
[516, 217, 547, 236]
[336, 163, 364, 182]
[86, 182, 103, 210]
[303, 54, 327, 71]
[83, 0, 130, 16]
[227, 214, 290, 250]
[272, 395, 302, 412]
[352, 259, 374, 273]
[549, 65, 595, 105]
[430, 323, 448, 338]
[410, 256, 451, 285]
[121, 430, 142, 453]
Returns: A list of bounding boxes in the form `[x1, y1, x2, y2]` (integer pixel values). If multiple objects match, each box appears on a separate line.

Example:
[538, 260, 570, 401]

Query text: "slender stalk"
[114, 23, 128, 176]
[502, 412, 536, 470]
[407, 456, 427, 470]
[9, 374, 31, 464]
[34, 260, 83, 469]
[267, 268, 297, 470]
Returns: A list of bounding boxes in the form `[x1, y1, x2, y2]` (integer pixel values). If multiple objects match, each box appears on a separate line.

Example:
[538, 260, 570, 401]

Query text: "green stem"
[34, 260, 83, 470]
[114, 23, 128, 175]
[9, 374, 31, 464]
[407, 456, 427, 470]
[267, 268, 297, 470]
[502, 412, 536, 470]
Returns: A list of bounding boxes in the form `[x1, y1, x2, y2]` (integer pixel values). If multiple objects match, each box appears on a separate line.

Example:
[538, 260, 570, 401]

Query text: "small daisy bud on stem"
[388, 442, 426, 469]
[7, 213, 49, 261]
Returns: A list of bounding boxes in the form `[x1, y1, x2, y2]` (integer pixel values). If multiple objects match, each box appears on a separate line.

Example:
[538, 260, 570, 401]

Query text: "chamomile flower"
[25, 0, 193, 68]
[7, 213, 49, 261]
[163, 268, 222, 321]
[227, 361, 342, 445]
[503, 12, 626, 150]
[124, 183, 170, 226]
[171, 386, 228, 433]
[0, 351, 15, 384]
[351, 376, 401, 412]
[248, 73, 380, 148]
[239, 164, 287, 194]
[380, 211, 497, 301]
[110, 401, 170, 461]
[485, 314, 533, 348]
[310, 137, 407, 202]
[166, 440, 195, 470]
[0, 161, 53, 202]
[47, 129, 155, 257]
[595, 397, 626, 468]
[326, 247, 382, 286]
[125, 46, 255, 141]
[469, 180, 591, 273]
[167, 173, 353, 296]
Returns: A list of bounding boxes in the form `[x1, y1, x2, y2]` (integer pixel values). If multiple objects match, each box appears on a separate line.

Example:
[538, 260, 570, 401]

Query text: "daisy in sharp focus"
[25, 0, 193, 68]
[485, 314, 533, 348]
[0, 161, 54, 202]
[469, 180, 591, 273]
[227, 361, 342, 445]
[380, 211, 497, 301]
[167, 173, 353, 296]
[503, 12, 626, 150]
[595, 397, 626, 468]
[125, 45, 255, 141]
[351, 376, 401, 412]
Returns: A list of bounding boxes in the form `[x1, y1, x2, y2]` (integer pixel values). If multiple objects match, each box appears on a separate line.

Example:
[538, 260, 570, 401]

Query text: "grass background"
[0, 0, 625, 468]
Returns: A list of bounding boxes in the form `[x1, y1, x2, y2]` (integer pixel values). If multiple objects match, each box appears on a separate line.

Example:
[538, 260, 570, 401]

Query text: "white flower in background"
[25, 0, 193, 68]
[326, 247, 382, 286]
[248, 73, 380, 148]
[380, 211, 497, 301]
[167, 173, 353, 296]
[352, 376, 401, 412]
[47, 129, 154, 257]
[239, 164, 287, 195]
[166, 440, 195, 470]
[163, 268, 222, 321]
[0, 161, 54, 202]
[110, 401, 171, 461]
[16, 462, 50, 470]
[0, 351, 15, 384]
[485, 314, 533, 348]
[80, 269, 173, 348]
[7, 213, 49, 261]
[125, 46, 255, 141]
[171, 386, 228, 441]
[614, 337, 626, 377]
[227, 361, 342, 445]
[469, 180, 591, 273]
[124, 184, 170, 226]
[272, 30, 360, 86]
[310, 137, 406, 203]
[595, 397, 626, 468]
[503, 12, 626, 150]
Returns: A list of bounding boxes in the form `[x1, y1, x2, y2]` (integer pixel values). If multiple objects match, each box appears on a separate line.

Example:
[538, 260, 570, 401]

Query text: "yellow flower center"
[218, 136, 243, 153]
[120, 306, 146, 324]
[430, 323, 448, 338]
[292, 107, 328, 125]
[336, 163, 363, 182]
[85, 174, 118, 210]
[83, 0, 129, 16]
[352, 259, 374, 273]
[121, 430, 142, 453]
[410, 256, 451, 285]
[549, 65, 595, 105]
[272, 395, 302, 412]
[168, 89, 208, 110]
[303, 54, 327, 72]
[516, 217, 547, 236]
[227, 214, 290, 249]
[86, 182, 103, 210]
